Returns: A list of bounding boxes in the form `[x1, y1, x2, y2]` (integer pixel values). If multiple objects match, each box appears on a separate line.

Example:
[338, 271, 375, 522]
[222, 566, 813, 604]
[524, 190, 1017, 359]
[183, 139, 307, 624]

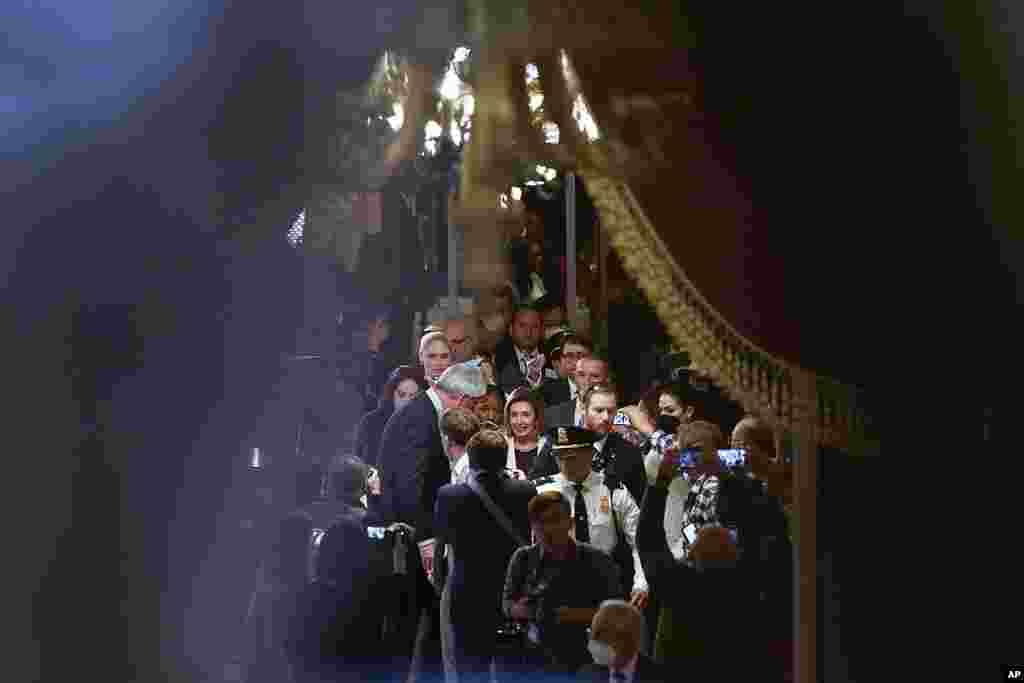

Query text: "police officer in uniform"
[533, 427, 650, 612]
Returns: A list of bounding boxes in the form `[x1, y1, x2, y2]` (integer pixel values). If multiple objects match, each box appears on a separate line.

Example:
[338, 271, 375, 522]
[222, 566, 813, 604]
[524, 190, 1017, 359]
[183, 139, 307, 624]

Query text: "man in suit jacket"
[376, 362, 487, 682]
[544, 355, 609, 430]
[376, 362, 486, 537]
[539, 333, 592, 408]
[577, 600, 669, 683]
[434, 430, 537, 683]
[494, 305, 547, 396]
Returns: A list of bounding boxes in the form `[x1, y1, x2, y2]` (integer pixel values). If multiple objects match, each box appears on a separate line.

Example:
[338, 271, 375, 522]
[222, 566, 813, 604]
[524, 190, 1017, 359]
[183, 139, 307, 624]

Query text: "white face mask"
[587, 639, 612, 667]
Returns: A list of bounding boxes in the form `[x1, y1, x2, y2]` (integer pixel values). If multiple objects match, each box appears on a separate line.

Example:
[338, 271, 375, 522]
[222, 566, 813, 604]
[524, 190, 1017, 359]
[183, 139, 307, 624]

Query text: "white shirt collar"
[514, 345, 540, 363]
[426, 387, 443, 417]
[451, 453, 469, 484]
[426, 388, 447, 444]
[594, 434, 609, 453]
[563, 470, 598, 491]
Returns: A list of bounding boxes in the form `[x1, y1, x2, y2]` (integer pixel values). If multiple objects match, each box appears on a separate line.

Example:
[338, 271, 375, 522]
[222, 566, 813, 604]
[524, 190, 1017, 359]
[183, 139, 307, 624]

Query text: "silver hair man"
[434, 361, 487, 402]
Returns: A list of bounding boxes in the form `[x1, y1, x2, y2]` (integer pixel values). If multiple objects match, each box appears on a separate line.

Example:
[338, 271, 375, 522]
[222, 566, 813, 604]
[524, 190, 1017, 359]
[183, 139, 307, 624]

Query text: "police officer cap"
[546, 425, 600, 451]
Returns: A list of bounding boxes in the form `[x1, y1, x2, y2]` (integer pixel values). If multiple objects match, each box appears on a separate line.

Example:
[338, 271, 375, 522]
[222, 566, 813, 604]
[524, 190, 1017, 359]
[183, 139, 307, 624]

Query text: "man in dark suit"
[494, 305, 546, 396]
[578, 600, 669, 683]
[539, 333, 592, 408]
[434, 429, 537, 683]
[376, 361, 487, 682]
[536, 384, 647, 506]
[377, 362, 486, 534]
[544, 355, 609, 430]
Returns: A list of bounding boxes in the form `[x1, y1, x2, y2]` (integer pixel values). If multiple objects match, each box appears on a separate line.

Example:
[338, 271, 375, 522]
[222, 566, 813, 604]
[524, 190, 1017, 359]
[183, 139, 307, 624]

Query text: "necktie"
[573, 482, 590, 543]
[525, 352, 543, 386]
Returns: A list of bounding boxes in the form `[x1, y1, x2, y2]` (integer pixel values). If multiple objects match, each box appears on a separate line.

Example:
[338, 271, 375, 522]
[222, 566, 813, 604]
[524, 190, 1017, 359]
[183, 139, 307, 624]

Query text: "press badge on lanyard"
[599, 495, 610, 515]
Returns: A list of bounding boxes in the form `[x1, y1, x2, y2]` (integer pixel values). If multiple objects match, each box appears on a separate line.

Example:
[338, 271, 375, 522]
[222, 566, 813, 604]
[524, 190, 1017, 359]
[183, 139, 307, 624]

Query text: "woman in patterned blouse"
[673, 420, 728, 565]
[637, 420, 753, 679]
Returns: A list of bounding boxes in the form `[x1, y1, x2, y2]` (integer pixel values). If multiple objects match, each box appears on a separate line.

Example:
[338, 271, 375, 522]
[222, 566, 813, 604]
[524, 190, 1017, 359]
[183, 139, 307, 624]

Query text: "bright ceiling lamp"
[439, 65, 463, 101]
[386, 101, 404, 132]
[424, 119, 443, 155]
[542, 121, 560, 144]
[287, 210, 305, 247]
[572, 94, 601, 142]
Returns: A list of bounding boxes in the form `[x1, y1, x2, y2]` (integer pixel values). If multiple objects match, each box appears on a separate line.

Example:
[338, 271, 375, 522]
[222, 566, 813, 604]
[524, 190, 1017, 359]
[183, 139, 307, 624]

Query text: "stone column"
[791, 369, 819, 683]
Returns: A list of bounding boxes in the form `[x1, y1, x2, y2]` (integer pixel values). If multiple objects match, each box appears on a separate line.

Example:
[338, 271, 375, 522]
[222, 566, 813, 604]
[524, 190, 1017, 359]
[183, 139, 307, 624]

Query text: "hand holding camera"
[619, 403, 655, 436]
[655, 449, 679, 486]
[508, 596, 533, 621]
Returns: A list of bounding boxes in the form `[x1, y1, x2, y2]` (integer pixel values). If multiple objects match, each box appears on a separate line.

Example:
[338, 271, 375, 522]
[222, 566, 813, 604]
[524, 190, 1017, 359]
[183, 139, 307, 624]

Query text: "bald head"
[731, 415, 776, 466]
[590, 600, 645, 665]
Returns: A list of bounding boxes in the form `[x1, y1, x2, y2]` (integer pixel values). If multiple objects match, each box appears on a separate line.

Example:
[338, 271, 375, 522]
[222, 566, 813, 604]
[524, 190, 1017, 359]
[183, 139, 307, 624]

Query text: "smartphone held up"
[667, 448, 747, 478]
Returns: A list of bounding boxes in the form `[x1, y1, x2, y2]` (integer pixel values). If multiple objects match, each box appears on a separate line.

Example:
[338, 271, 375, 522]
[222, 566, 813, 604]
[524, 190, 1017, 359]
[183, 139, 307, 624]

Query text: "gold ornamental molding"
[582, 173, 874, 453]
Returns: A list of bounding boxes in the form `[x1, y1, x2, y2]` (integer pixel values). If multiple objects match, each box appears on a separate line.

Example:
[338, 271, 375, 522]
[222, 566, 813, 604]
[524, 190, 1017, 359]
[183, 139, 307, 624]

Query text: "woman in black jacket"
[353, 365, 427, 468]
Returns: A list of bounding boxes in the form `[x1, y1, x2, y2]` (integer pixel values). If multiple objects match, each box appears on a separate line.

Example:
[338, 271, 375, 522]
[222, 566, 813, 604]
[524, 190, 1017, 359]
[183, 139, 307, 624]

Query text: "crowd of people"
[246, 194, 798, 683]
[245, 292, 797, 683]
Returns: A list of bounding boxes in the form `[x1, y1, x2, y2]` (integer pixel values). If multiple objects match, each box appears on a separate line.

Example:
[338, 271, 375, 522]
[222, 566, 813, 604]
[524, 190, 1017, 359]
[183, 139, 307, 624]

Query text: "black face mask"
[655, 414, 681, 435]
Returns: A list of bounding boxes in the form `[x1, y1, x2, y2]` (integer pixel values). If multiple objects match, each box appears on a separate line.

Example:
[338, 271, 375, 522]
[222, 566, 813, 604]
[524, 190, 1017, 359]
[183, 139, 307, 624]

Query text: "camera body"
[496, 619, 527, 642]
[525, 578, 552, 624]
[366, 525, 408, 541]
